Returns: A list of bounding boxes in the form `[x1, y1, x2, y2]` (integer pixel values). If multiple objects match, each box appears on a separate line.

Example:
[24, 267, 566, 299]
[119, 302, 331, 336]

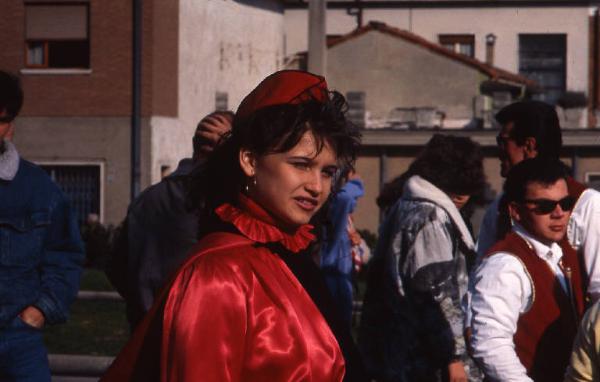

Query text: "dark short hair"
[408, 134, 485, 196]
[495, 100, 562, 160]
[0, 71, 23, 122]
[189, 90, 361, 213]
[504, 157, 570, 203]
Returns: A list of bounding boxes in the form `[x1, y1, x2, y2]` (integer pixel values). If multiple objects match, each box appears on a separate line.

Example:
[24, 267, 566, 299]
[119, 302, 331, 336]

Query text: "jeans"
[0, 315, 50, 382]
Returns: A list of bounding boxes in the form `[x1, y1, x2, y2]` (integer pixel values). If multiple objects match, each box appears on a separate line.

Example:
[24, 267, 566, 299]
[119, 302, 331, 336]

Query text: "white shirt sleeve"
[470, 253, 533, 382]
[476, 195, 501, 261]
[569, 189, 600, 302]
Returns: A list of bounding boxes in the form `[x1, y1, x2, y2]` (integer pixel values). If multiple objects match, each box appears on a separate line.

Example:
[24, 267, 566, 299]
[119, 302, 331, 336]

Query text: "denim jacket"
[0, 142, 84, 328]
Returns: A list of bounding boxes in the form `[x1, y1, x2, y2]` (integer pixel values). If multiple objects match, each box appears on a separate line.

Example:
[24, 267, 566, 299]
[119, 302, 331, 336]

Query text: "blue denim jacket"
[0, 158, 84, 328]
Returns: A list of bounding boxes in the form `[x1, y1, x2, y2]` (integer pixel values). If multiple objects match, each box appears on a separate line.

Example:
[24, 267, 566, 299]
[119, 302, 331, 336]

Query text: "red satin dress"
[103, 194, 346, 382]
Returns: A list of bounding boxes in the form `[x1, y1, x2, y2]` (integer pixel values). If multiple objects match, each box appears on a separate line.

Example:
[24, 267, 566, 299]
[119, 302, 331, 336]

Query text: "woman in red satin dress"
[101, 70, 363, 382]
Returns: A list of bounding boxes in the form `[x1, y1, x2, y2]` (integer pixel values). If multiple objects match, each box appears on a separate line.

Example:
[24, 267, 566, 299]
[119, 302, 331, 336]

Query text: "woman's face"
[448, 193, 471, 210]
[240, 131, 339, 232]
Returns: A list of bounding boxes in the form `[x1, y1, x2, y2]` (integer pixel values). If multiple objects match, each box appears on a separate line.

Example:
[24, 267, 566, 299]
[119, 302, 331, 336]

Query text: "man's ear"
[5, 122, 14, 141]
[239, 148, 256, 177]
[508, 201, 522, 224]
[523, 137, 538, 159]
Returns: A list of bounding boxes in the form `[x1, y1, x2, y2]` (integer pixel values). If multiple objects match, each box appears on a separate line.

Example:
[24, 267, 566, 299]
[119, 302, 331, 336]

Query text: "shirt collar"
[513, 222, 563, 264]
[0, 140, 20, 181]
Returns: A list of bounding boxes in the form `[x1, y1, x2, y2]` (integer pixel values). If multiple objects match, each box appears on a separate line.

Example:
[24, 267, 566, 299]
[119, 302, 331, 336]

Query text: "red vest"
[487, 232, 585, 382]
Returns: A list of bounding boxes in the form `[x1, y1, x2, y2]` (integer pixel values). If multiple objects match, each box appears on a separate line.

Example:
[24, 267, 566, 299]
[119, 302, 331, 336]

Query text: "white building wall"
[150, 0, 285, 185]
[285, 6, 591, 93]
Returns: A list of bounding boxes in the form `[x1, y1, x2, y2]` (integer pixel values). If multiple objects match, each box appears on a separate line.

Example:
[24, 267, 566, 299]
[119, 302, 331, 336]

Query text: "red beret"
[236, 70, 328, 120]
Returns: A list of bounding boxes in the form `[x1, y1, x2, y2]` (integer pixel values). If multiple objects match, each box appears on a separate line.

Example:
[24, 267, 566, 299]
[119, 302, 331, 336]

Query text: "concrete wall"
[1, 0, 285, 224]
[353, 155, 382, 235]
[327, 31, 483, 122]
[352, 149, 600, 237]
[12, 117, 153, 225]
[151, 0, 285, 185]
[0, 0, 168, 224]
[285, 6, 591, 93]
[353, 152, 511, 235]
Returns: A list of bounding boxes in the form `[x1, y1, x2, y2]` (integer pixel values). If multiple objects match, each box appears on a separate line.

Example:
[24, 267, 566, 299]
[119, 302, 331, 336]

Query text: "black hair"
[504, 157, 570, 203]
[189, 90, 361, 217]
[406, 134, 485, 196]
[376, 171, 411, 210]
[495, 100, 562, 160]
[0, 71, 23, 122]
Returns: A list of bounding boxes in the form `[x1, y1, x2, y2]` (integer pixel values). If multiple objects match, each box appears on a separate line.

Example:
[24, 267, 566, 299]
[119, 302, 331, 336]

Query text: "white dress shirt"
[470, 224, 567, 382]
[476, 188, 600, 301]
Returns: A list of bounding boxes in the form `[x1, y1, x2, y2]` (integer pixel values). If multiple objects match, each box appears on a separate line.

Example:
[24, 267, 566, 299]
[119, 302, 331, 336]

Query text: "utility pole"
[131, 0, 142, 200]
[308, 0, 326, 76]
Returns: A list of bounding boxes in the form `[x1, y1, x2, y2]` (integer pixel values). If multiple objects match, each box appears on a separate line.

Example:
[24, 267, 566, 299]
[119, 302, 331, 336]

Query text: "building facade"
[0, 0, 284, 224]
[284, 0, 600, 233]
[285, 0, 600, 127]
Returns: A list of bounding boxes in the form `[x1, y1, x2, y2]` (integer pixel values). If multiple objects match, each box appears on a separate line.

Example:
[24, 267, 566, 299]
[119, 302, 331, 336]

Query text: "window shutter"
[26, 5, 88, 40]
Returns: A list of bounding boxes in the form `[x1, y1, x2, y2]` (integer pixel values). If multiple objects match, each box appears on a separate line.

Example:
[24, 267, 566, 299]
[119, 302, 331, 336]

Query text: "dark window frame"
[39, 163, 102, 225]
[586, 172, 600, 192]
[519, 33, 567, 105]
[438, 34, 475, 58]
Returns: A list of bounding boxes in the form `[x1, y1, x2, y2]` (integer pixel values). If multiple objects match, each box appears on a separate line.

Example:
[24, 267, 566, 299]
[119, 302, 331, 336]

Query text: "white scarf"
[0, 140, 20, 181]
[403, 175, 475, 249]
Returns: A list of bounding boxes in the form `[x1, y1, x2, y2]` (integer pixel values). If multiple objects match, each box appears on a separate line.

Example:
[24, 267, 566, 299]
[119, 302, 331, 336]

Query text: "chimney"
[486, 33, 497, 65]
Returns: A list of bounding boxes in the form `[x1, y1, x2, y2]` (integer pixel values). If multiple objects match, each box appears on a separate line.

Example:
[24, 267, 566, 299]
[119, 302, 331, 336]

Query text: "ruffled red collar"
[215, 194, 315, 253]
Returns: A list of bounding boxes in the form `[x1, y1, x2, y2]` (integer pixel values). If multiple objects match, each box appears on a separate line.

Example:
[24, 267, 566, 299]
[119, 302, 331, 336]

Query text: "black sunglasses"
[521, 196, 576, 215]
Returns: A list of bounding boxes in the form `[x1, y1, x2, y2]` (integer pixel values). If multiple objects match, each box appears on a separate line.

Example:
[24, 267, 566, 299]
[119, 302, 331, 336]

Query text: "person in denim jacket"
[0, 70, 84, 381]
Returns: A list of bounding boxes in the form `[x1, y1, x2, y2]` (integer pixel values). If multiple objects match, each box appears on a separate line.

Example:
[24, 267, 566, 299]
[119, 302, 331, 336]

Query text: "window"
[41, 164, 101, 224]
[346, 91, 366, 128]
[215, 92, 228, 111]
[439, 35, 475, 58]
[586, 173, 600, 192]
[25, 3, 90, 69]
[519, 34, 566, 104]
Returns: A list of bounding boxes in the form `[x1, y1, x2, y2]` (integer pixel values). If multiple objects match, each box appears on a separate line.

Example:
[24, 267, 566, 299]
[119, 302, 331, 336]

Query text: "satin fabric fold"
[101, 196, 345, 382]
[161, 237, 345, 381]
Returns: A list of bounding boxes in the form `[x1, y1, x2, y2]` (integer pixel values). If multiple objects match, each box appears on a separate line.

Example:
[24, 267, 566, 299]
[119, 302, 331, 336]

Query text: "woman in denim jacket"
[359, 134, 485, 382]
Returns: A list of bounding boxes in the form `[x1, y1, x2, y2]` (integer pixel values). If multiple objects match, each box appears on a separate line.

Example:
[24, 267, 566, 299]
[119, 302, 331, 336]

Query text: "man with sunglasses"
[477, 100, 600, 302]
[0, 70, 84, 381]
[470, 158, 586, 382]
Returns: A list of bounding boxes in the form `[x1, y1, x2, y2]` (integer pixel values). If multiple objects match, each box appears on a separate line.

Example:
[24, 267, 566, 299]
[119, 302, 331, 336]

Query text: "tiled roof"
[327, 21, 536, 87]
